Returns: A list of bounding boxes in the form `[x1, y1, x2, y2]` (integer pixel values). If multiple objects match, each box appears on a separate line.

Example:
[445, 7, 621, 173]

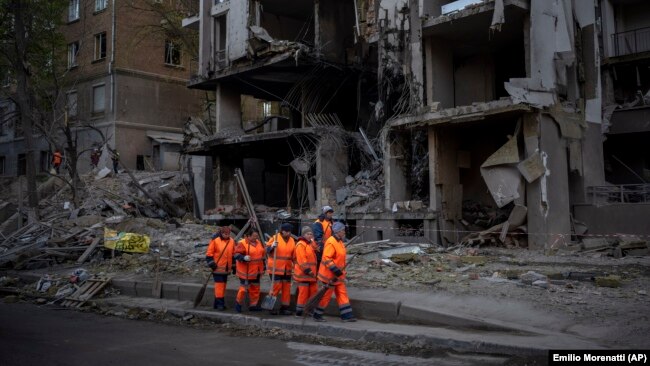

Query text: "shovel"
[261, 230, 279, 310]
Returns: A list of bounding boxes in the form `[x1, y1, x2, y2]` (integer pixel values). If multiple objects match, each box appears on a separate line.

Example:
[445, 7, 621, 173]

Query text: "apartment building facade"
[0, 0, 203, 176]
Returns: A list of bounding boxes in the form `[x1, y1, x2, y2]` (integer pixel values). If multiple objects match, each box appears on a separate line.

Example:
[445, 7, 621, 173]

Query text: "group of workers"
[204, 205, 356, 322]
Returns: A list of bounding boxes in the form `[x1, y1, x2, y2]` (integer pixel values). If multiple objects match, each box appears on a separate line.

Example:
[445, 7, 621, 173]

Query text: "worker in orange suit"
[313, 206, 334, 264]
[313, 222, 356, 322]
[233, 229, 265, 313]
[205, 226, 234, 311]
[266, 222, 295, 315]
[52, 150, 62, 174]
[293, 226, 318, 316]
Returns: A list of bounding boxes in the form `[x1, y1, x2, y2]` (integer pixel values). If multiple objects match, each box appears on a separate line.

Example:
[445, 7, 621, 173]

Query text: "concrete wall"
[454, 54, 495, 106]
[574, 203, 650, 237]
[318, 0, 356, 63]
[115, 73, 201, 129]
[616, 1, 650, 34]
[211, 0, 249, 63]
[425, 37, 454, 108]
[215, 83, 243, 132]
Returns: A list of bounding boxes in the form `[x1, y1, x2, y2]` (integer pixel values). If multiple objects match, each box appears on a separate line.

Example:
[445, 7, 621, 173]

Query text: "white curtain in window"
[95, 0, 107, 12]
[69, 0, 80, 21]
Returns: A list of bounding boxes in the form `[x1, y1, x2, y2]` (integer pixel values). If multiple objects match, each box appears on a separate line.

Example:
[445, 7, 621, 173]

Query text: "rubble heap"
[0, 171, 198, 271]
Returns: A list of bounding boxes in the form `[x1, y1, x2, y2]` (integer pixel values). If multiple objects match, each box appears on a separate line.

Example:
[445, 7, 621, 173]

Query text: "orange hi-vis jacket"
[266, 234, 295, 276]
[293, 238, 318, 283]
[314, 218, 332, 242]
[205, 237, 234, 275]
[234, 238, 265, 280]
[52, 152, 62, 165]
[318, 235, 346, 283]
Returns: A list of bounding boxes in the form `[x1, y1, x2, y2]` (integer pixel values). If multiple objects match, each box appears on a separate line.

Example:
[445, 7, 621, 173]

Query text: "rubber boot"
[214, 297, 226, 311]
[279, 305, 293, 316]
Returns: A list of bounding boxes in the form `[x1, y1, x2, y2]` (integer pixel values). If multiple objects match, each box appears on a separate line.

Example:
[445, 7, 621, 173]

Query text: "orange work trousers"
[295, 281, 318, 313]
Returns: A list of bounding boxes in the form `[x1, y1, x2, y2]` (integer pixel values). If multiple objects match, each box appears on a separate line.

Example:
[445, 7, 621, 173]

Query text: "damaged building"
[184, 0, 649, 248]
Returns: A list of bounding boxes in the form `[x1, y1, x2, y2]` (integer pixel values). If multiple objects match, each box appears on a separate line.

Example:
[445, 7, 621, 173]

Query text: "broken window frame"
[67, 41, 79, 69]
[94, 32, 107, 61]
[164, 39, 183, 67]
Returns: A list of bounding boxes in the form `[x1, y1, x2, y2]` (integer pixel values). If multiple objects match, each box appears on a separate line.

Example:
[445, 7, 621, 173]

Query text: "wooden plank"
[76, 237, 101, 264]
[63, 277, 111, 308]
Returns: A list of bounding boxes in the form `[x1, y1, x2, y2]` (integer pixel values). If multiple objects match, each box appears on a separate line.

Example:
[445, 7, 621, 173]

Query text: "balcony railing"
[588, 184, 650, 204]
[611, 26, 650, 57]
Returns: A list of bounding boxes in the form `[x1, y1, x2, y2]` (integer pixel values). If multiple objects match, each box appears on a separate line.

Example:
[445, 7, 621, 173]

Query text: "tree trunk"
[13, 0, 39, 214]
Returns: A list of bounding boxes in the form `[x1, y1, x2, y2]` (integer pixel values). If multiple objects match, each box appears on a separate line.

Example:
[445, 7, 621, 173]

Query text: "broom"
[302, 253, 358, 323]
[193, 239, 232, 308]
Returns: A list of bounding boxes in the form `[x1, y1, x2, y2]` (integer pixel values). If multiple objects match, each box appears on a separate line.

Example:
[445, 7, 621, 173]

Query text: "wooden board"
[76, 237, 101, 264]
[62, 276, 111, 308]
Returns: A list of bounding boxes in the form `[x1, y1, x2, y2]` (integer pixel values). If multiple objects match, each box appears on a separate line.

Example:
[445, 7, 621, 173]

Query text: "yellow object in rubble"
[103, 228, 150, 253]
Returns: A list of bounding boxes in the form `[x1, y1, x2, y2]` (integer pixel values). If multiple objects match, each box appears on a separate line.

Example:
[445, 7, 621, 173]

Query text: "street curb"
[2, 270, 551, 333]
[98, 296, 556, 356]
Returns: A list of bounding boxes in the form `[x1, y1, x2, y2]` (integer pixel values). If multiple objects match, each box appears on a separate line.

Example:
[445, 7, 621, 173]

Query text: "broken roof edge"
[184, 127, 319, 154]
[187, 51, 301, 90]
[389, 99, 532, 129]
[423, 0, 530, 29]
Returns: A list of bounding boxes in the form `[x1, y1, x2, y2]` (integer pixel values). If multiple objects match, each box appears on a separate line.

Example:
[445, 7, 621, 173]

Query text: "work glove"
[234, 254, 244, 262]
[303, 268, 312, 276]
[207, 260, 217, 270]
[272, 242, 278, 248]
[332, 267, 343, 277]
[243, 255, 251, 262]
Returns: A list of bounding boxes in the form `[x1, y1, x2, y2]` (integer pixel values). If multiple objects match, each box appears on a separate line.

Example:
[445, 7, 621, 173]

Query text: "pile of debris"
[337, 164, 384, 213]
[0, 170, 195, 271]
[570, 236, 649, 258]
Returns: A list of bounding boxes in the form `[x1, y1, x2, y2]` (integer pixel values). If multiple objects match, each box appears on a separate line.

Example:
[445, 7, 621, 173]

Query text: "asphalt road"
[0, 302, 506, 366]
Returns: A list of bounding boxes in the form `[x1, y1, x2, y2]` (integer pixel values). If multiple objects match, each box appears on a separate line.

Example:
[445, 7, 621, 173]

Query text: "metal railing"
[611, 26, 650, 57]
[587, 184, 650, 204]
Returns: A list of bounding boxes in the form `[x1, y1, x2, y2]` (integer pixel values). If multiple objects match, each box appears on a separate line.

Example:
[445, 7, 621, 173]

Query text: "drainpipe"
[110, 0, 116, 119]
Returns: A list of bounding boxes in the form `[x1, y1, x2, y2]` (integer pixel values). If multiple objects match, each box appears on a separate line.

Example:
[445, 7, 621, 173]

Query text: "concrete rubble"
[0, 171, 196, 271]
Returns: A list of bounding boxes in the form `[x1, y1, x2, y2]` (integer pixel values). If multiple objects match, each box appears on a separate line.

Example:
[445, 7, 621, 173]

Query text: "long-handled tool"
[261, 230, 279, 310]
[302, 253, 359, 324]
[193, 239, 231, 308]
[151, 249, 162, 298]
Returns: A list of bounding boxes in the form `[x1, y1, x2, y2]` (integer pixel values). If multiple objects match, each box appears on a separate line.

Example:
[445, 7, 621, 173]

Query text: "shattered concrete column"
[191, 156, 214, 219]
[316, 140, 348, 210]
[525, 113, 571, 250]
[409, 0, 424, 105]
[384, 134, 409, 210]
[428, 127, 460, 245]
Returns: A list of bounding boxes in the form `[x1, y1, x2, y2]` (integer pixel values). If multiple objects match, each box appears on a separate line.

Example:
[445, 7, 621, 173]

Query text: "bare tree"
[0, 0, 69, 218]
